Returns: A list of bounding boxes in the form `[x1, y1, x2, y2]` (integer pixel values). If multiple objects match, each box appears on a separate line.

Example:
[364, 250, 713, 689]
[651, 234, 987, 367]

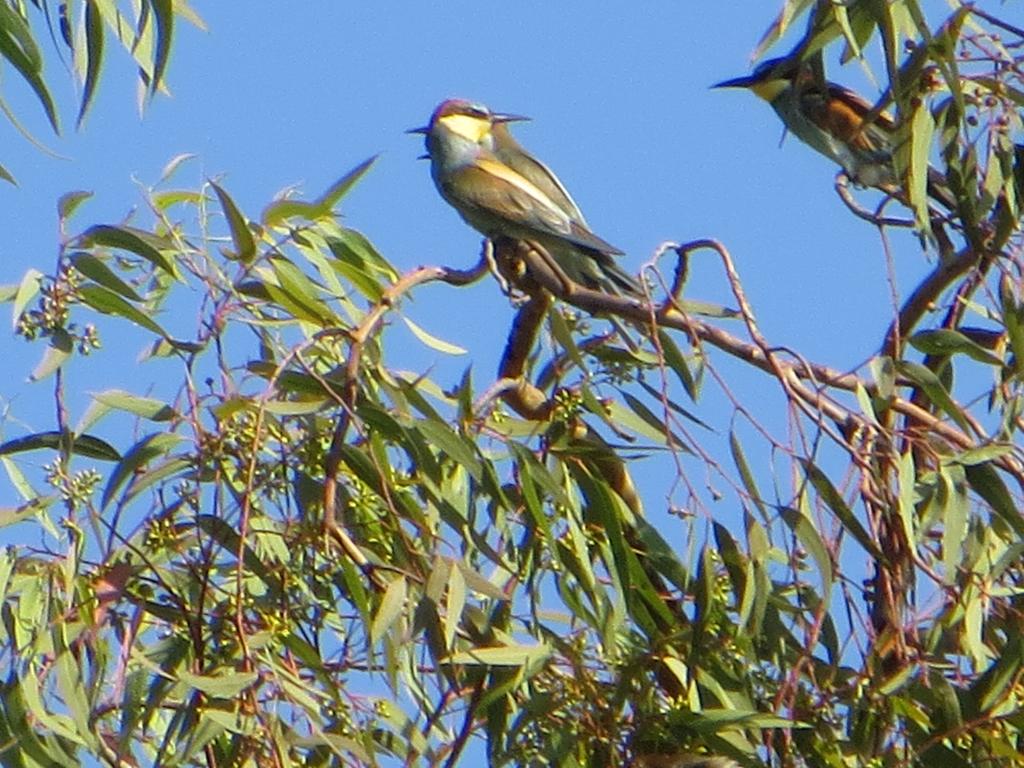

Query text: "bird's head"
[713, 56, 800, 102]
[408, 99, 529, 160]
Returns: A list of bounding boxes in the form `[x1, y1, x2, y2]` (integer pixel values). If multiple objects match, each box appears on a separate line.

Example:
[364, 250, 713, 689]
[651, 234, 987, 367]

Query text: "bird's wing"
[493, 125, 588, 222]
[802, 83, 895, 156]
[445, 159, 622, 255]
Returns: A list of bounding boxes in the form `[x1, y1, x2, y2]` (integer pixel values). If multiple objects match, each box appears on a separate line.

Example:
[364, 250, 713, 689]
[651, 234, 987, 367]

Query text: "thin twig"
[882, 246, 983, 359]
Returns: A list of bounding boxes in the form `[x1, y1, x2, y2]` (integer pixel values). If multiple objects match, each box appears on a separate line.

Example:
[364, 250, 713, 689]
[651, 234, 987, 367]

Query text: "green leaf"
[635, 380, 710, 429]
[666, 707, 801, 730]
[507, 443, 556, 539]
[2, 455, 37, 500]
[972, 634, 1024, 714]
[780, 507, 832, 591]
[261, 398, 329, 415]
[547, 307, 586, 371]
[54, 628, 98, 751]
[870, 355, 896, 402]
[314, 155, 377, 208]
[454, 561, 509, 601]
[12, 268, 42, 330]
[897, 449, 918, 545]
[730, 430, 767, 519]
[802, 460, 880, 558]
[0, 4, 41, 70]
[77, 0, 105, 127]
[634, 516, 690, 593]
[200, 709, 256, 736]
[0, 500, 53, 528]
[402, 316, 467, 356]
[4, 672, 81, 762]
[267, 257, 337, 325]
[153, 190, 205, 212]
[371, 576, 407, 644]
[119, 455, 191, 506]
[907, 96, 934, 231]
[72, 434, 122, 461]
[150, 0, 174, 96]
[210, 181, 256, 263]
[0, 3, 58, 133]
[752, 0, 815, 59]
[446, 643, 551, 667]
[909, 329, 1003, 366]
[619, 392, 691, 451]
[952, 444, 1014, 466]
[159, 152, 198, 182]
[0, 430, 120, 461]
[337, 444, 388, 500]
[572, 467, 676, 636]
[895, 361, 970, 433]
[262, 155, 378, 226]
[91, 389, 176, 422]
[330, 228, 398, 286]
[79, 283, 170, 338]
[963, 462, 1024, 537]
[177, 670, 259, 699]
[854, 382, 881, 425]
[58, 191, 94, 223]
[832, 3, 860, 58]
[938, 466, 969, 585]
[443, 562, 465, 650]
[678, 298, 740, 318]
[1002, 293, 1024, 377]
[30, 328, 73, 381]
[69, 252, 143, 301]
[656, 329, 698, 401]
[414, 420, 479, 480]
[81, 224, 177, 277]
[195, 515, 285, 594]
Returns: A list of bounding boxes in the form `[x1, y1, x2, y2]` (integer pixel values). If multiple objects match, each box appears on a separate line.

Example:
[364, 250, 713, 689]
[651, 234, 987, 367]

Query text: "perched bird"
[409, 99, 640, 295]
[714, 57, 955, 210]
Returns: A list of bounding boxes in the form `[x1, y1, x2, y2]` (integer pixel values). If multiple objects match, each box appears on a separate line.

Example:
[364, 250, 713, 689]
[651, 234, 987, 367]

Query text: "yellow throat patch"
[751, 78, 789, 102]
[439, 113, 491, 143]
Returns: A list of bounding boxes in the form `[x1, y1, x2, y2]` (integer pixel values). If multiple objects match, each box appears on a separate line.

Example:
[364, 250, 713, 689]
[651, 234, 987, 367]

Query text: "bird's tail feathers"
[595, 254, 643, 298]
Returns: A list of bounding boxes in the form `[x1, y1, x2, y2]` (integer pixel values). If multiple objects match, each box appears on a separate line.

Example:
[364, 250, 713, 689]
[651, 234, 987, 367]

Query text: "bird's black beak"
[711, 75, 756, 89]
[406, 125, 431, 159]
[493, 112, 530, 125]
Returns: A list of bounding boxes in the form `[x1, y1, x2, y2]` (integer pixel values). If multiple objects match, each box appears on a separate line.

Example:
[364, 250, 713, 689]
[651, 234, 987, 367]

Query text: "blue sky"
[1, 2, 946, 607]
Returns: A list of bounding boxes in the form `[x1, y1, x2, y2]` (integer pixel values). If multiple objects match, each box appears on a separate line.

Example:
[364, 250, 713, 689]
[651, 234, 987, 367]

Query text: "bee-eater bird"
[409, 99, 640, 296]
[714, 57, 955, 210]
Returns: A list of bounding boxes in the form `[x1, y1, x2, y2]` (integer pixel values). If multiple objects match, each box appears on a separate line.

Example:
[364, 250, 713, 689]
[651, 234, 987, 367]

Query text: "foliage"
[0, 0, 202, 183]
[2, 1, 1024, 767]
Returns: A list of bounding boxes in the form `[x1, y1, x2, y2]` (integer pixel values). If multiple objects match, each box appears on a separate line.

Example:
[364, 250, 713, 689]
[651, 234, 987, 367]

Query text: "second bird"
[715, 57, 955, 210]
[410, 99, 639, 295]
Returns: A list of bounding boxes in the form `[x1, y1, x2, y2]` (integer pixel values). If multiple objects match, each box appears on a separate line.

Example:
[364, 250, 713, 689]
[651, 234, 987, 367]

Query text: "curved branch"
[512, 237, 1023, 481]
[496, 287, 553, 421]
[834, 174, 917, 228]
[321, 247, 490, 580]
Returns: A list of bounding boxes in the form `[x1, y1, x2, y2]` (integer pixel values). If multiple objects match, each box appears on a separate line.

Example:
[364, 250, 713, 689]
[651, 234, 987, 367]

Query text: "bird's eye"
[468, 106, 489, 119]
